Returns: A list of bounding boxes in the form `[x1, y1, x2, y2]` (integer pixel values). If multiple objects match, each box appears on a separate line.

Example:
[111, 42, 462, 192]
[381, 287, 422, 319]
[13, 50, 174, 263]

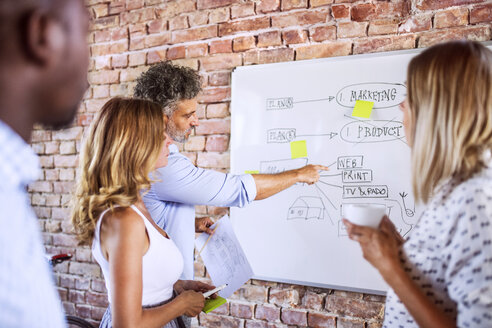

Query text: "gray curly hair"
[134, 61, 202, 116]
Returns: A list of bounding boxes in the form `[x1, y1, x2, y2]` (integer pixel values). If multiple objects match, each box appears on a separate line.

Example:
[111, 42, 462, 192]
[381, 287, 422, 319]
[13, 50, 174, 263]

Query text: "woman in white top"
[344, 40, 492, 327]
[71, 97, 213, 328]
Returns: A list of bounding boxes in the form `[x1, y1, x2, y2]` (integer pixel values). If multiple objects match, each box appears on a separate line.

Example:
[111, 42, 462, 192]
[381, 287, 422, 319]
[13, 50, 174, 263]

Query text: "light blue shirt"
[143, 144, 257, 279]
[0, 121, 66, 327]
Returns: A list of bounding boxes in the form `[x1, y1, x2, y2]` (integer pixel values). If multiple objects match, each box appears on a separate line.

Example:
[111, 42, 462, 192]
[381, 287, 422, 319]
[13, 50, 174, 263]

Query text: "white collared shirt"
[0, 120, 66, 327]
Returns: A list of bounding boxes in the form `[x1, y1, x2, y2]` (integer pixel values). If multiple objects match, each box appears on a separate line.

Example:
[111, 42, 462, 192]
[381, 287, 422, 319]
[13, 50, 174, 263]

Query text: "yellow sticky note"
[203, 296, 227, 313]
[352, 100, 374, 118]
[244, 170, 260, 174]
[290, 140, 307, 159]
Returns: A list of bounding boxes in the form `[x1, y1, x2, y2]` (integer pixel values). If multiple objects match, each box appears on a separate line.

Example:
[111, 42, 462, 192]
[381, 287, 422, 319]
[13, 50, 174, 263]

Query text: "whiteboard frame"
[230, 41, 492, 295]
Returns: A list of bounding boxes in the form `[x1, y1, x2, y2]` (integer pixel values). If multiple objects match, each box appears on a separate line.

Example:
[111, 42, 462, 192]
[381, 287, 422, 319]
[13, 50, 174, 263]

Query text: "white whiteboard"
[230, 44, 492, 294]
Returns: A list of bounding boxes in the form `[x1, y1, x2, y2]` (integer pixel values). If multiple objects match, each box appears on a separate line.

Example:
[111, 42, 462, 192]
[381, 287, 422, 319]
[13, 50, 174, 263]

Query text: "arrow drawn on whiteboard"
[293, 96, 335, 104]
[297, 132, 338, 139]
[399, 192, 415, 217]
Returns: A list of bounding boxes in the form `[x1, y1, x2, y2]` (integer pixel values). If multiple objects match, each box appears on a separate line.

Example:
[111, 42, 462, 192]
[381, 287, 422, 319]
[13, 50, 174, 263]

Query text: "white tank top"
[92, 205, 184, 306]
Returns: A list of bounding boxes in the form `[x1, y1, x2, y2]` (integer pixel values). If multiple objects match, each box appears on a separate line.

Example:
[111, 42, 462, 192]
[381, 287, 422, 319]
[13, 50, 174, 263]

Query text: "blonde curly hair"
[71, 97, 165, 245]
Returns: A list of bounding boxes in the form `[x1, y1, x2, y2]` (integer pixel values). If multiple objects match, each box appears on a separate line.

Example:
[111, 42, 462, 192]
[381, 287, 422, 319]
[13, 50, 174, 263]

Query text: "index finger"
[311, 164, 330, 171]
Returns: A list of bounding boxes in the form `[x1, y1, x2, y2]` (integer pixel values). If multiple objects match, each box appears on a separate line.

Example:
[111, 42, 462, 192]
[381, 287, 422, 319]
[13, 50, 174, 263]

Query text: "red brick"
[270, 289, 299, 306]
[199, 313, 241, 327]
[244, 48, 294, 65]
[91, 15, 119, 31]
[302, 291, 325, 310]
[308, 312, 337, 328]
[230, 302, 254, 319]
[109, 40, 128, 54]
[399, 14, 432, 33]
[352, 2, 409, 22]
[332, 4, 350, 19]
[88, 70, 119, 84]
[418, 26, 491, 48]
[417, 0, 482, 10]
[197, 152, 230, 168]
[147, 49, 167, 64]
[209, 7, 230, 24]
[233, 36, 256, 52]
[255, 304, 280, 322]
[310, 25, 336, 41]
[272, 10, 328, 28]
[53, 234, 78, 247]
[245, 320, 269, 328]
[129, 35, 145, 51]
[338, 21, 367, 38]
[205, 135, 229, 152]
[351, 3, 375, 21]
[157, 0, 196, 18]
[325, 295, 384, 319]
[172, 25, 217, 43]
[111, 27, 128, 41]
[129, 52, 147, 66]
[120, 66, 148, 82]
[111, 54, 128, 68]
[121, 8, 155, 25]
[354, 34, 415, 54]
[127, 0, 144, 10]
[257, 0, 280, 13]
[32, 130, 51, 142]
[201, 53, 242, 70]
[197, 0, 235, 10]
[109, 1, 125, 15]
[62, 302, 75, 316]
[435, 7, 469, 29]
[170, 15, 189, 31]
[188, 12, 207, 27]
[91, 43, 111, 57]
[296, 41, 351, 60]
[29, 180, 52, 193]
[208, 72, 230, 86]
[91, 279, 107, 293]
[91, 307, 107, 321]
[94, 30, 111, 42]
[92, 85, 109, 99]
[144, 32, 171, 48]
[281, 309, 307, 326]
[471, 4, 492, 24]
[52, 127, 83, 141]
[86, 291, 109, 308]
[232, 3, 255, 18]
[210, 39, 233, 54]
[90, 4, 108, 19]
[198, 87, 231, 103]
[39, 155, 54, 168]
[368, 19, 399, 36]
[184, 136, 206, 151]
[195, 119, 231, 135]
[167, 46, 186, 60]
[147, 19, 167, 34]
[337, 317, 365, 328]
[53, 181, 75, 194]
[282, 29, 308, 44]
[85, 98, 110, 113]
[129, 23, 146, 34]
[69, 289, 85, 303]
[171, 58, 199, 70]
[282, 0, 308, 11]
[207, 103, 229, 117]
[257, 31, 282, 47]
[230, 285, 268, 303]
[311, 0, 333, 6]
[219, 17, 270, 36]
[186, 43, 208, 58]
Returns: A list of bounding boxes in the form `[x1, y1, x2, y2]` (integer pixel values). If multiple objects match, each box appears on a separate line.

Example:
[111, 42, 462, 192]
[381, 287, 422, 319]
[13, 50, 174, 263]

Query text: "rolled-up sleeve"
[149, 150, 257, 207]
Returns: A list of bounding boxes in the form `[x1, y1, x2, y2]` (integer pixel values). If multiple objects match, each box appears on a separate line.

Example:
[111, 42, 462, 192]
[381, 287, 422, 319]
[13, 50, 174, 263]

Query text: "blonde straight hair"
[71, 97, 165, 245]
[407, 41, 492, 203]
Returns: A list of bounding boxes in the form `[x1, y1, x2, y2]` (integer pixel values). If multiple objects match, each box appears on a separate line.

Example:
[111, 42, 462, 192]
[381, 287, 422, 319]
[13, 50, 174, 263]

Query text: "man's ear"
[23, 10, 65, 65]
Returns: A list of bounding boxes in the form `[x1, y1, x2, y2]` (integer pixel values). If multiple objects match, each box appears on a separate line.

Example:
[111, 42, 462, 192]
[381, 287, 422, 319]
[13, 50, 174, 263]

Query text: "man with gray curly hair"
[135, 62, 328, 281]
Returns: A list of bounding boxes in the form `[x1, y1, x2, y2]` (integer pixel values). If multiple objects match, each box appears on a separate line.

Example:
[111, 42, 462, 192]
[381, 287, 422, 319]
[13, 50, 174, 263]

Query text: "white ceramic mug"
[342, 203, 386, 228]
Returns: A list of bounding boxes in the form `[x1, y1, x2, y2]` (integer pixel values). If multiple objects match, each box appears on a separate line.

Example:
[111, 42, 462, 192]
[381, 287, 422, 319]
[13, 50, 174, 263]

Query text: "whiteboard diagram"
[229, 48, 429, 294]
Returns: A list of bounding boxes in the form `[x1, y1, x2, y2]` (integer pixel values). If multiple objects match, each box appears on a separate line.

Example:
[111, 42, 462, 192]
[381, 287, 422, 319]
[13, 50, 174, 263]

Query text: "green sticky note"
[203, 296, 227, 313]
[290, 140, 307, 159]
[352, 100, 374, 118]
[244, 170, 260, 174]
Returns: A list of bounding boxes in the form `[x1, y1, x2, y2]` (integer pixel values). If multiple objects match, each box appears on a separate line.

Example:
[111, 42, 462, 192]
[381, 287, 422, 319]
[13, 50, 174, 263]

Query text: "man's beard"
[166, 119, 193, 143]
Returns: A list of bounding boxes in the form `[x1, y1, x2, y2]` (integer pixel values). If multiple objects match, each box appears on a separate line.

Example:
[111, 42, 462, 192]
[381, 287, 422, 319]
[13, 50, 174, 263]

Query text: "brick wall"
[30, 0, 491, 327]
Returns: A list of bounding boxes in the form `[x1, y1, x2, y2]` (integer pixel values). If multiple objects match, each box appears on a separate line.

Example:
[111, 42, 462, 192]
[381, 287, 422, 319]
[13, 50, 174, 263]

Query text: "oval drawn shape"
[336, 82, 406, 109]
[340, 120, 406, 144]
